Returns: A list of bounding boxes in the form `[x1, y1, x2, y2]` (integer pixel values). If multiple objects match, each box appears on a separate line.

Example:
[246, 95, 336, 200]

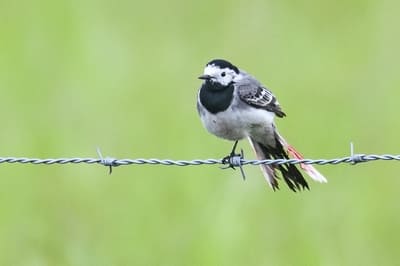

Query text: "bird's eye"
[221, 72, 226, 77]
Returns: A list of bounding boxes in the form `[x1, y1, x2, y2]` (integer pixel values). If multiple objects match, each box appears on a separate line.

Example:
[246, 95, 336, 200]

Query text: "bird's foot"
[221, 141, 246, 180]
[221, 140, 239, 168]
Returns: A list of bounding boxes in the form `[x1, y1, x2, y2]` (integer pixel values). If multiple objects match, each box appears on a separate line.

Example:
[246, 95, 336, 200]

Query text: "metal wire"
[0, 153, 399, 168]
[0, 143, 397, 174]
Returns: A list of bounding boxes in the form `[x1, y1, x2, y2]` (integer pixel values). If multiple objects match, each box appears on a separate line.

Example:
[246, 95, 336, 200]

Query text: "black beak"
[198, 74, 212, 80]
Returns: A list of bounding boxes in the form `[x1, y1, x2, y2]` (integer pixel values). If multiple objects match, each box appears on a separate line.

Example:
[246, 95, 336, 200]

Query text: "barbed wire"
[2, 154, 400, 167]
[0, 144, 399, 175]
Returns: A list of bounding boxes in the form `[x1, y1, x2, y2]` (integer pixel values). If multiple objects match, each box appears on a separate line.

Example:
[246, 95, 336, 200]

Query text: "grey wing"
[237, 82, 286, 118]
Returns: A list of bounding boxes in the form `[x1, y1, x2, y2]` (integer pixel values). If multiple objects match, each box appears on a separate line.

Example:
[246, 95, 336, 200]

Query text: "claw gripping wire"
[221, 149, 246, 180]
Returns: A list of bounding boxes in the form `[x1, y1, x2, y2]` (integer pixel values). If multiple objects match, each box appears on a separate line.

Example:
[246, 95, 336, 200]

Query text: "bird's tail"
[275, 132, 327, 184]
[248, 132, 327, 191]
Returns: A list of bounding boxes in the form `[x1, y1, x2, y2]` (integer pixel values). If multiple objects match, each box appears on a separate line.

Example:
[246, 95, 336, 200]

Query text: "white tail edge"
[276, 133, 328, 183]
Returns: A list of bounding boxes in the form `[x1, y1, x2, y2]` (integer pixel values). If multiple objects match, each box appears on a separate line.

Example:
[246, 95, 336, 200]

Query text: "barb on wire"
[349, 142, 366, 164]
[97, 147, 118, 174]
[0, 143, 399, 173]
[221, 149, 246, 180]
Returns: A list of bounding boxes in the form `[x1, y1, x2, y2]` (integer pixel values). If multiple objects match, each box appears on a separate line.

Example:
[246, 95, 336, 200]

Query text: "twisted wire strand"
[0, 154, 400, 167]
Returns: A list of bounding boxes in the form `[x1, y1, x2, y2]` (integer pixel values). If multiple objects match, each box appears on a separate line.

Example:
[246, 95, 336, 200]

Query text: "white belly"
[200, 105, 276, 142]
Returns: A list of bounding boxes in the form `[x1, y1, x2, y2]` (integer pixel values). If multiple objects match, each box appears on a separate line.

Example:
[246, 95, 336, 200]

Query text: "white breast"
[200, 104, 276, 142]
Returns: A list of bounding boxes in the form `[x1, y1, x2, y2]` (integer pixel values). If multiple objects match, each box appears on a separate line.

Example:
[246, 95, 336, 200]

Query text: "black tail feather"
[258, 136, 309, 192]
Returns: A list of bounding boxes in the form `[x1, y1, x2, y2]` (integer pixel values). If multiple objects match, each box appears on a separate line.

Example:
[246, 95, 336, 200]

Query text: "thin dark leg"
[221, 140, 246, 180]
[222, 140, 239, 164]
[230, 140, 239, 156]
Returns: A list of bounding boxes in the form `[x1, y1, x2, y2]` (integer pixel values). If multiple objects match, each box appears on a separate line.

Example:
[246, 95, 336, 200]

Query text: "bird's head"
[198, 59, 241, 86]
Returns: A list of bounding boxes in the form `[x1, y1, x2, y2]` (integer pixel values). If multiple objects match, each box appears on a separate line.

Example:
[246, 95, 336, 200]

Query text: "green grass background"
[1, 0, 400, 265]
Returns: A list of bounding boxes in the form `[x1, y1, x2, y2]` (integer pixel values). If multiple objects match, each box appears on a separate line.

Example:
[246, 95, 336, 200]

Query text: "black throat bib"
[199, 81, 234, 114]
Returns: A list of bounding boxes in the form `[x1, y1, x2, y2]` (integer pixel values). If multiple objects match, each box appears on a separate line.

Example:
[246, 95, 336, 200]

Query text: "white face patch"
[203, 64, 239, 86]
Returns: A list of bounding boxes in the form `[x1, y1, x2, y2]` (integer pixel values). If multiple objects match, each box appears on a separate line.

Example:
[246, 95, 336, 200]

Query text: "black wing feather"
[238, 84, 286, 118]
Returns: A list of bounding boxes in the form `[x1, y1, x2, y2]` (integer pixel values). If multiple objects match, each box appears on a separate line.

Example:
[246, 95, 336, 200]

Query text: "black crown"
[206, 59, 239, 74]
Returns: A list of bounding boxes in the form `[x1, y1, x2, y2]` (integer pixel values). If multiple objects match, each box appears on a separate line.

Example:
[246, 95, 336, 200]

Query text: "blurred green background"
[1, 0, 400, 265]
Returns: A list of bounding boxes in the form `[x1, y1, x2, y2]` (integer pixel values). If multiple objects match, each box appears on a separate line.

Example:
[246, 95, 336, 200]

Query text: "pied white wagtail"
[197, 59, 327, 191]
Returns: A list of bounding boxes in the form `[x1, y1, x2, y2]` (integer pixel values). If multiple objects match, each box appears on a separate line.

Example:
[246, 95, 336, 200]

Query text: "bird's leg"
[222, 140, 239, 166]
[229, 140, 239, 156]
[221, 141, 246, 180]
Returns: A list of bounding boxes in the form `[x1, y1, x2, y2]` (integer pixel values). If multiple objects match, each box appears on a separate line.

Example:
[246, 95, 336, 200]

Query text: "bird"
[196, 59, 327, 191]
